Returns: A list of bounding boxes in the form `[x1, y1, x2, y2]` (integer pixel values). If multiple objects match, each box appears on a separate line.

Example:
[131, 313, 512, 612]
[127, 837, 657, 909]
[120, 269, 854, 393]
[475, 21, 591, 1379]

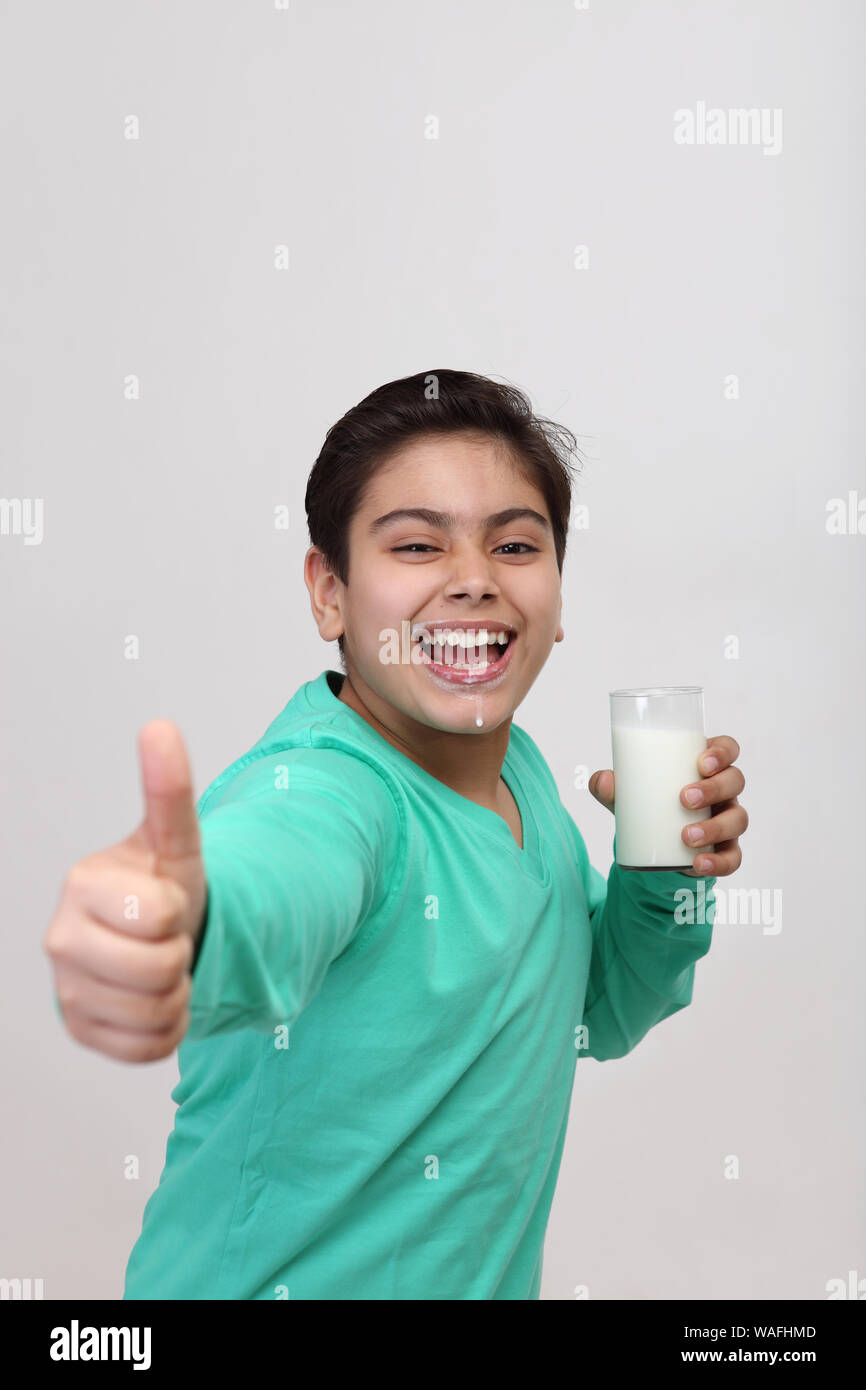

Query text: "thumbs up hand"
[43, 721, 208, 1063]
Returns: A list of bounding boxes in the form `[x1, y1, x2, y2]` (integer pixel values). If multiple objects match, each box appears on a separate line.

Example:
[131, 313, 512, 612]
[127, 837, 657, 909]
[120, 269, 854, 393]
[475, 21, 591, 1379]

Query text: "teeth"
[420, 628, 511, 649]
[416, 627, 513, 670]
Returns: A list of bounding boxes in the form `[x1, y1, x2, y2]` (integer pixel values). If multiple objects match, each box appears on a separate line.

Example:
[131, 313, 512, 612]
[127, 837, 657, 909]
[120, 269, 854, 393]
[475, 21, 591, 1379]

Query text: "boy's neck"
[335, 669, 511, 809]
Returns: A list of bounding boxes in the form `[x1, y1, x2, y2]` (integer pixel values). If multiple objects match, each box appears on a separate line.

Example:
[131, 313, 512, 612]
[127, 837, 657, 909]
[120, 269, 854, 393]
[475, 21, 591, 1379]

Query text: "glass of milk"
[610, 687, 715, 871]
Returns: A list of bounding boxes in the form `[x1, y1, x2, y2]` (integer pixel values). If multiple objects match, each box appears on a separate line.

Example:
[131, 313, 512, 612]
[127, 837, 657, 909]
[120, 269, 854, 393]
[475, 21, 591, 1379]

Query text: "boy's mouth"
[410, 623, 517, 686]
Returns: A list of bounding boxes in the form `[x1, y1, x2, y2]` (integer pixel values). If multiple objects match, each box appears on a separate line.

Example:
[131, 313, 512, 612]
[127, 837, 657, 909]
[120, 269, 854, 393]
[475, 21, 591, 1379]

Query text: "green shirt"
[123, 669, 716, 1300]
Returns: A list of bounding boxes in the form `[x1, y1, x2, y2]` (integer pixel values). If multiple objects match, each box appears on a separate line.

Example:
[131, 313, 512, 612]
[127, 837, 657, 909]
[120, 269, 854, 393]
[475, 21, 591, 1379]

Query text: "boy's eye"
[391, 543, 539, 555]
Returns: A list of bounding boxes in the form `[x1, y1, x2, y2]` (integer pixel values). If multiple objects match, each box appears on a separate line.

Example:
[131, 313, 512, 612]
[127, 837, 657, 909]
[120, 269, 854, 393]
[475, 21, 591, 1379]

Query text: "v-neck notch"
[318, 670, 549, 885]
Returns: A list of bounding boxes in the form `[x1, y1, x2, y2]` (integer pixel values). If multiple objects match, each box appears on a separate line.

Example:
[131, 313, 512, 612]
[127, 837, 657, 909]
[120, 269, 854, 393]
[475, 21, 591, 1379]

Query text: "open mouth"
[412, 627, 517, 685]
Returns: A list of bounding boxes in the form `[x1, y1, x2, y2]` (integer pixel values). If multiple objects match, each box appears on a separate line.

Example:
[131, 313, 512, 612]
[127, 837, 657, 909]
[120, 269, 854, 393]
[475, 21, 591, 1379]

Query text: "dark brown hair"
[304, 369, 583, 668]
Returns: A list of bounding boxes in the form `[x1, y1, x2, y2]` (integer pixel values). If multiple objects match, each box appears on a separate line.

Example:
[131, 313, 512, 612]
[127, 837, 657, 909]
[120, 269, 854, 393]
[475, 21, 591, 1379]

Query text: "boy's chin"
[357, 664, 517, 730]
[403, 676, 515, 730]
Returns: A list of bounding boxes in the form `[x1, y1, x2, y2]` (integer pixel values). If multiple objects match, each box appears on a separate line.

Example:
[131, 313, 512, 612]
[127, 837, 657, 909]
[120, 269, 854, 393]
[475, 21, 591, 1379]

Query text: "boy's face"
[307, 431, 564, 736]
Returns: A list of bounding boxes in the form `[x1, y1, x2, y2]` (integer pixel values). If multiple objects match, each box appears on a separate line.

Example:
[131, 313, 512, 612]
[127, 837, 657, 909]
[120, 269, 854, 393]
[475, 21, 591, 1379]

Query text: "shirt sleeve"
[185, 746, 403, 1041]
[565, 812, 717, 1062]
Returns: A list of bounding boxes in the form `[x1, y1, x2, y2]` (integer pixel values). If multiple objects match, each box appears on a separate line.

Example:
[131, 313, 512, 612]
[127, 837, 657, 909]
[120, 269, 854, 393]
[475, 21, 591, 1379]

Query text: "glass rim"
[609, 686, 703, 697]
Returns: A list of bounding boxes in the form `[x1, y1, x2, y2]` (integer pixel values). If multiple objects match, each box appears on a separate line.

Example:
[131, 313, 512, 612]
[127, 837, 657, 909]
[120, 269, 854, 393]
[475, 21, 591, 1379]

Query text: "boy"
[43, 369, 748, 1299]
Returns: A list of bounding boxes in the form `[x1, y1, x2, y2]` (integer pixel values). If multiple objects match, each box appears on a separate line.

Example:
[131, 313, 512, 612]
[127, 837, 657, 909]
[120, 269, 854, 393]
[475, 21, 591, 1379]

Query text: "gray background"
[2, 0, 863, 1300]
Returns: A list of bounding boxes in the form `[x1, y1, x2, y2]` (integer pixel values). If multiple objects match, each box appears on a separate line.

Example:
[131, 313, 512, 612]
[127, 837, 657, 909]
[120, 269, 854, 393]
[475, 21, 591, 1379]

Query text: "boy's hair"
[304, 369, 582, 669]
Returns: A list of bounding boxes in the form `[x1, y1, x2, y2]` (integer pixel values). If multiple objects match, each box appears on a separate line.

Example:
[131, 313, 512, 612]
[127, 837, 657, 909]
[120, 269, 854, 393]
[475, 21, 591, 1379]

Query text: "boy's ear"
[304, 547, 344, 642]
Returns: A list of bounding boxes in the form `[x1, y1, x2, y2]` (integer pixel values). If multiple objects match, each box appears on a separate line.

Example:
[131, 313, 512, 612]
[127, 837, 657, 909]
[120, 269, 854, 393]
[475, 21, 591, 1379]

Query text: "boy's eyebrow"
[369, 507, 552, 535]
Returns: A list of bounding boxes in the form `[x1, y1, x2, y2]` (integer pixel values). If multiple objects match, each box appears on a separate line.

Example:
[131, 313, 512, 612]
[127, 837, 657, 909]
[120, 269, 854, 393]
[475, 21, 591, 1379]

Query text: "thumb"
[589, 769, 615, 814]
[137, 720, 202, 874]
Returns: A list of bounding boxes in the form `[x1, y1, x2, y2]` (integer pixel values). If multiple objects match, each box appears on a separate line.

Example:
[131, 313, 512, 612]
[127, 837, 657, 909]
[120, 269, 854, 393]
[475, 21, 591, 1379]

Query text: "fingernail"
[684, 788, 702, 806]
[686, 826, 704, 843]
[702, 755, 719, 773]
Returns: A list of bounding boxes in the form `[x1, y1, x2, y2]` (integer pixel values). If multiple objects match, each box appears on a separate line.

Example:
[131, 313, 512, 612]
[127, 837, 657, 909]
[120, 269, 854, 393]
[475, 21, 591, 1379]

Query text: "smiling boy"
[46, 369, 748, 1300]
[311, 429, 562, 835]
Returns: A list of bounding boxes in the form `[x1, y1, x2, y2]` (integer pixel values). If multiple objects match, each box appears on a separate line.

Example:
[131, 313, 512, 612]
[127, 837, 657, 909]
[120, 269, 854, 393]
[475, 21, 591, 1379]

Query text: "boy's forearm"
[581, 865, 716, 1061]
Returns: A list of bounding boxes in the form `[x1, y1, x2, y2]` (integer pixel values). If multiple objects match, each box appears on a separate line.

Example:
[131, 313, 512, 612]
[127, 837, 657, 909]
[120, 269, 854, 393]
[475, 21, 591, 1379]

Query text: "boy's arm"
[186, 748, 402, 1041]
[567, 813, 716, 1062]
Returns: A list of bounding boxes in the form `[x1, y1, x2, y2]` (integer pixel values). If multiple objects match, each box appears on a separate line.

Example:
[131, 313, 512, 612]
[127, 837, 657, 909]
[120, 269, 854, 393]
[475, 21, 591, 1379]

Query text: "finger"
[61, 1007, 192, 1064]
[688, 840, 743, 877]
[681, 765, 746, 809]
[55, 963, 191, 1034]
[683, 801, 748, 850]
[699, 735, 740, 775]
[589, 769, 615, 810]
[47, 907, 194, 993]
[65, 861, 189, 941]
[138, 721, 202, 871]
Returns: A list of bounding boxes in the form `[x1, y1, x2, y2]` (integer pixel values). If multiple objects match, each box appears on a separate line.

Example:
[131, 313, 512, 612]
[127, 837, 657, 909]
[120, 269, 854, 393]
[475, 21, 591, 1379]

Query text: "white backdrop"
[1, 0, 863, 1300]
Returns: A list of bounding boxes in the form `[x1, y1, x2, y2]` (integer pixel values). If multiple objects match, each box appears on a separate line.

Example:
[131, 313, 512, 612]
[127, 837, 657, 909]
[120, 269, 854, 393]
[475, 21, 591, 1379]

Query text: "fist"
[43, 721, 208, 1063]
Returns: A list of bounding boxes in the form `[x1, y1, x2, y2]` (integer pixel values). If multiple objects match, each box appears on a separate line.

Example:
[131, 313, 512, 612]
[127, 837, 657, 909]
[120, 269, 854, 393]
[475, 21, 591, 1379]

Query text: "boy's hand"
[42, 721, 208, 1062]
[588, 734, 748, 878]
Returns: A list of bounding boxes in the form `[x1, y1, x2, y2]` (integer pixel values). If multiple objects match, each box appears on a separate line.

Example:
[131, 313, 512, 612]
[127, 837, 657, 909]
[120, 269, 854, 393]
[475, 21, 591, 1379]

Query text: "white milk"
[611, 725, 714, 869]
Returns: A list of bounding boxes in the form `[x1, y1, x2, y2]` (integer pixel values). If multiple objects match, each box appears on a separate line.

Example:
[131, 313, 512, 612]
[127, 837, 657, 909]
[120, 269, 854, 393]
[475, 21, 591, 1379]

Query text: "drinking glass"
[609, 687, 714, 871]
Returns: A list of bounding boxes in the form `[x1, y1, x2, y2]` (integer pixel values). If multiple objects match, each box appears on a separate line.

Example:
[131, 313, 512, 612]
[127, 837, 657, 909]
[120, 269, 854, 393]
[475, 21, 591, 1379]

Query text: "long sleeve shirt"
[122, 668, 716, 1300]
